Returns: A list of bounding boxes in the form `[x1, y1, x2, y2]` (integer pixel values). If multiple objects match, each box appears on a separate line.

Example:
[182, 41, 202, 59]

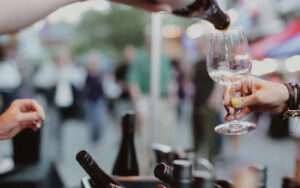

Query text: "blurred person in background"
[115, 45, 135, 119]
[192, 59, 224, 160]
[192, 38, 225, 160]
[170, 58, 188, 123]
[127, 38, 173, 173]
[0, 37, 21, 114]
[50, 49, 86, 159]
[0, 37, 21, 171]
[0, 0, 170, 141]
[0, 36, 44, 141]
[53, 50, 86, 121]
[84, 53, 107, 145]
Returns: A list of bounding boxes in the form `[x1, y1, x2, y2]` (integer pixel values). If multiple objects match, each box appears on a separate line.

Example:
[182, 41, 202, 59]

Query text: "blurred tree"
[73, 6, 147, 58]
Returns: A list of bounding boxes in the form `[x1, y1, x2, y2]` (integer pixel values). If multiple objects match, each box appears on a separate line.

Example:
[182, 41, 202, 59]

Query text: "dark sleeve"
[193, 60, 214, 107]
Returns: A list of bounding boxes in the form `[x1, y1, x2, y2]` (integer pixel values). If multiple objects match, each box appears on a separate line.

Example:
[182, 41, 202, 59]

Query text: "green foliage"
[72, 6, 148, 58]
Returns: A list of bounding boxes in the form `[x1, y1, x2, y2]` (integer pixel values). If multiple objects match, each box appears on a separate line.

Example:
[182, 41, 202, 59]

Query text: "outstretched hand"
[223, 76, 289, 121]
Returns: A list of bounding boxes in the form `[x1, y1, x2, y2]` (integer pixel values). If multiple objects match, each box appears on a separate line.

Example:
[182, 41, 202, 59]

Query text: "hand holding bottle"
[223, 76, 289, 121]
[0, 99, 45, 140]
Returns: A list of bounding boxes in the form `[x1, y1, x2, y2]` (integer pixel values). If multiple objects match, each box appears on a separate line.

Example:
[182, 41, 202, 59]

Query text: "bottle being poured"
[112, 0, 230, 30]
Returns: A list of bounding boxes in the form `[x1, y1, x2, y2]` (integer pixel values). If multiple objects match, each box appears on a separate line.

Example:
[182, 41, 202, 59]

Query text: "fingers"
[224, 114, 235, 121]
[235, 107, 251, 119]
[225, 94, 256, 121]
[18, 111, 43, 123]
[225, 107, 252, 121]
[30, 100, 46, 120]
[13, 99, 45, 129]
[223, 84, 242, 105]
[223, 87, 232, 106]
[14, 99, 45, 120]
[20, 119, 42, 129]
[231, 95, 257, 109]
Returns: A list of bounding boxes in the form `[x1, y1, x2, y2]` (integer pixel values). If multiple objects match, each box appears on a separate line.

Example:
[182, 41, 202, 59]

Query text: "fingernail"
[231, 97, 241, 108]
[36, 123, 42, 129]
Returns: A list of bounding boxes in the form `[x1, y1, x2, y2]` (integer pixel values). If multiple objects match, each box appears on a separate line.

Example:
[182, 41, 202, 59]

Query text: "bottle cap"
[193, 171, 213, 188]
[203, 2, 230, 30]
[154, 163, 170, 177]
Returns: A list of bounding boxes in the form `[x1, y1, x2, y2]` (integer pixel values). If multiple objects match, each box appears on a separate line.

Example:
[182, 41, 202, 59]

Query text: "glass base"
[214, 120, 256, 135]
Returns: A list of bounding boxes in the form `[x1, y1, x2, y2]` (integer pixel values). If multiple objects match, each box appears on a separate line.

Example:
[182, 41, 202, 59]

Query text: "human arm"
[0, 0, 170, 34]
[0, 0, 79, 34]
[223, 76, 289, 121]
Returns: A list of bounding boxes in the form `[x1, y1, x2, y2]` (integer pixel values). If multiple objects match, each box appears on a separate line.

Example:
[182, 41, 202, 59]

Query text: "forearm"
[0, 0, 79, 34]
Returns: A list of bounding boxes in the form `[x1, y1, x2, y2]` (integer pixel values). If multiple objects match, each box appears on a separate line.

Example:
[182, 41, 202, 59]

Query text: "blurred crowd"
[0, 31, 300, 170]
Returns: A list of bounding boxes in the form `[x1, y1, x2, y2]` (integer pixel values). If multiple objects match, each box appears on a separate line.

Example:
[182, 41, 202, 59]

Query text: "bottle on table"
[281, 176, 297, 188]
[152, 143, 174, 165]
[193, 170, 216, 188]
[154, 160, 193, 188]
[282, 156, 300, 188]
[215, 180, 233, 188]
[112, 112, 139, 176]
[280, 156, 300, 188]
[76, 150, 123, 188]
[173, 160, 193, 188]
[154, 162, 174, 185]
[112, 0, 230, 30]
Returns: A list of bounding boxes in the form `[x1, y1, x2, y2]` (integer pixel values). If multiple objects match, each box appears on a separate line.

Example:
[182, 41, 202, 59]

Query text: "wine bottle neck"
[121, 133, 134, 142]
[201, 0, 230, 30]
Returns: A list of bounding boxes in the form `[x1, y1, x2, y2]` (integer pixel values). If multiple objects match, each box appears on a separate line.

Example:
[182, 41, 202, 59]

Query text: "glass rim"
[205, 26, 245, 37]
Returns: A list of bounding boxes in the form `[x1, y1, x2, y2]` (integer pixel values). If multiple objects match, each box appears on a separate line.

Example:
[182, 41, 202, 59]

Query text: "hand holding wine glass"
[223, 77, 289, 120]
[206, 28, 256, 135]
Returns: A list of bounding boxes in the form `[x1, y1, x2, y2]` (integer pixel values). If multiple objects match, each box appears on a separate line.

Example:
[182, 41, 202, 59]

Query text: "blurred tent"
[251, 20, 300, 59]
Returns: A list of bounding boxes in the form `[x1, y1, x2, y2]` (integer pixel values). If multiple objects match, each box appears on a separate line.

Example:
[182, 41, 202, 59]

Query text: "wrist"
[281, 83, 290, 109]
[282, 83, 300, 118]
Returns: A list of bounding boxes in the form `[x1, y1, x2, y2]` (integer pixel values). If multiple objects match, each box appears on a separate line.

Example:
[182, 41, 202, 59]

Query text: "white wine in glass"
[206, 28, 256, 135]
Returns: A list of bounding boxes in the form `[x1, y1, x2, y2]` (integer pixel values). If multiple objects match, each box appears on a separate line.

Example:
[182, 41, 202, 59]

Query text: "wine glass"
[206, 28, 256, 135]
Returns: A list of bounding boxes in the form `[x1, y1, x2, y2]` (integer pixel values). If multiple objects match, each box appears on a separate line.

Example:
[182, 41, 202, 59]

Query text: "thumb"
[231, 95, 257, 109]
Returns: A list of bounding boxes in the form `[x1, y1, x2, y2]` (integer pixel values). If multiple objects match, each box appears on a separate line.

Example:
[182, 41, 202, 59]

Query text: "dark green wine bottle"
[112, 113, 139, 176]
